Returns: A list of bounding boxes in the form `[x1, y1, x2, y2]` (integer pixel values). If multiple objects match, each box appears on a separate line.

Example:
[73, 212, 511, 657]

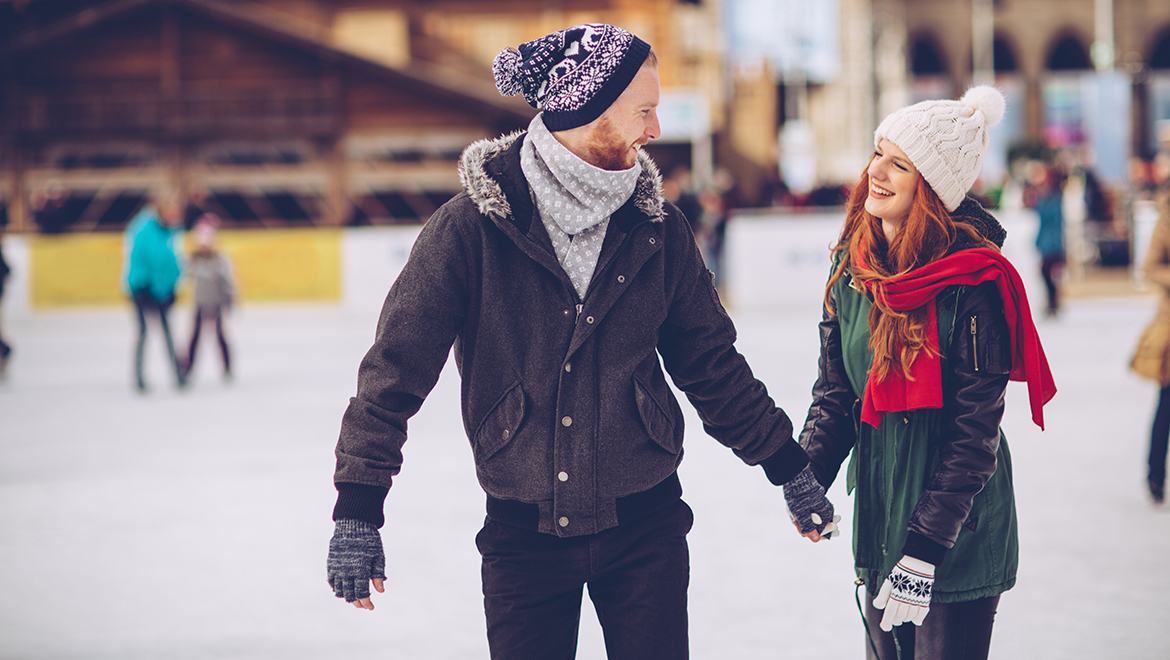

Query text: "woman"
[122, 194, 185, 392]
[1138, 156, 1170, 504]
[783, 86, 1056, 659]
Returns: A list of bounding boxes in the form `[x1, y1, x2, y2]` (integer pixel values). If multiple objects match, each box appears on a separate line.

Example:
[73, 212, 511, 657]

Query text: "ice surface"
[1, 213, 1168, 659]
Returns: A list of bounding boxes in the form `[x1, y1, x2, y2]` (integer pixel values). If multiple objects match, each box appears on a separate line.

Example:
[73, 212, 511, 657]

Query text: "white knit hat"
[873, 86, 1006, 211]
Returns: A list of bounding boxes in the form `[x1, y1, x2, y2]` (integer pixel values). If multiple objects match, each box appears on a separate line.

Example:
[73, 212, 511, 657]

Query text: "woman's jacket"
[801, 198, 1018, 603]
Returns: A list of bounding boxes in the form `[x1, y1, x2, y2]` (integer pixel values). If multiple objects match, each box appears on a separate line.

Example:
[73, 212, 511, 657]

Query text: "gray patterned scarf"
[520, 113, 641, 298]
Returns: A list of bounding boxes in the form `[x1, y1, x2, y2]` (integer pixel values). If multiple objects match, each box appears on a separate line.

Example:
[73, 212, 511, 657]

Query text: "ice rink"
[2, 212, 1168, 659]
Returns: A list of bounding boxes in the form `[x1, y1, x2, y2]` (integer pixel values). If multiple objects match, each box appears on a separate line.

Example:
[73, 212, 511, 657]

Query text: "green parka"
[801, 198, 1019, 603]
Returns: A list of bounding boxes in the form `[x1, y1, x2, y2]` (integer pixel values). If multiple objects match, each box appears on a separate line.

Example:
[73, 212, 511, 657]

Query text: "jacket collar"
[950, 195, 1007, 251]
[457, 130, 666, 226]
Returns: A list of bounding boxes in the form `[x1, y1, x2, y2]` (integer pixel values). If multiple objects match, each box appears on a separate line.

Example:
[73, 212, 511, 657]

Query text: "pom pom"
[493, 48, 524, 97]
[960, 85, 1006, 127]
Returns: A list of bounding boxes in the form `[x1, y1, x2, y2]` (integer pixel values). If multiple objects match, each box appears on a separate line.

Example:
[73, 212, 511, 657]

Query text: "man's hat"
[493, 24, 652, 131]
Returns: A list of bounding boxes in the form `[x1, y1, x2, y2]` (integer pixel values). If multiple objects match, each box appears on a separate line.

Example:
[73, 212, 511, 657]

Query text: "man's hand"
[327, 519, 387, 609]
[782, 464, 839, 541]
[873, 556, 935, 631]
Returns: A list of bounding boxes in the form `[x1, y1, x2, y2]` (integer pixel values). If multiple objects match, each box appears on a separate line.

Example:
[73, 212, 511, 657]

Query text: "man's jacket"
[333, 131, 808, 537]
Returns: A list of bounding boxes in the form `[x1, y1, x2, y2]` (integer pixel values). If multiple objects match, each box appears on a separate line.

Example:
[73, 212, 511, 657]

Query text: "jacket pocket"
[473, 381, 528, 462]
[633, 376, 679, 454]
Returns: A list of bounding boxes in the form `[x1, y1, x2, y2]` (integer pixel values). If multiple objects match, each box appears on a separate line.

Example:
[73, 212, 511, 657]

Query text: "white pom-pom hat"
[873, 85, 1006, 211]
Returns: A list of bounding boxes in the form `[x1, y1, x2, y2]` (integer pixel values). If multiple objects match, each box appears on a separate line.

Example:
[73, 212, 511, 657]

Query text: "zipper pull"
[576, 303, 583, 321]
[970, 315, 979, 372]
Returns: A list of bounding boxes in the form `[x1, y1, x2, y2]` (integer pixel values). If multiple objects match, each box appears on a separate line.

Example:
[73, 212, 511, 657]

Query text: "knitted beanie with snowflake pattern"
[493, 24, 652, 131]
[873, 86, 1006, 211]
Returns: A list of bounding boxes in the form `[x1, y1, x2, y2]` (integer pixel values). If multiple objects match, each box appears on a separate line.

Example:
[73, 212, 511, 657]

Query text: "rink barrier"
[0, 210, 1037, 316]
[15, 227, 344, 309]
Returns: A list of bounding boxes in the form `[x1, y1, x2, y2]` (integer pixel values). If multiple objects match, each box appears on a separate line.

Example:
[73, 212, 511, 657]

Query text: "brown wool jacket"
[332, 131, 808, 537]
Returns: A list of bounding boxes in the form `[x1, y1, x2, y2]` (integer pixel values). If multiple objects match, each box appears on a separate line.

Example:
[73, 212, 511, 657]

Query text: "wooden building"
[0, 0, 728, 233]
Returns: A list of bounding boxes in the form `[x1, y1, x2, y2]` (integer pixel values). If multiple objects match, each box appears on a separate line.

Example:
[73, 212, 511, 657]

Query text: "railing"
[5, 85, 341, 137]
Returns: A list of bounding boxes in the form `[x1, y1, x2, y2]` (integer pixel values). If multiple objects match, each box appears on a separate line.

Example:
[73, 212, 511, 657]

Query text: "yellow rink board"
[29, 228, 342, 308]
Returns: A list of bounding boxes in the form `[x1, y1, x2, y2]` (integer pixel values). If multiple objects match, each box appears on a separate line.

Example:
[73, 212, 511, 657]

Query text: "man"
[326, 24, 835, 659]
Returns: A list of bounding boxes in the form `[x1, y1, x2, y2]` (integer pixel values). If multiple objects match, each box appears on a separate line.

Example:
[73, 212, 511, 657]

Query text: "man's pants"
[864, 591, 1000, 660]
[476, 499, 693, 660]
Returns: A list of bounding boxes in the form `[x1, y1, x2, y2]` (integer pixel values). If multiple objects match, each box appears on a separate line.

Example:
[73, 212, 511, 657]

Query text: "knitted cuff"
[902, 530, 948, 567]
[760, 439, 810, 486]
[333, 482, 389, 528]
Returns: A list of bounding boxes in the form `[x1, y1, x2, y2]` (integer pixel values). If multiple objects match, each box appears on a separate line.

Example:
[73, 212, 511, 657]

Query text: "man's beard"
[581, 116, 644, 171]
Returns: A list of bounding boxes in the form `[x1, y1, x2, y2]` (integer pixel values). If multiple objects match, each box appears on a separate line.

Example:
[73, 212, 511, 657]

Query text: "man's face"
[579, 66, 661, 171]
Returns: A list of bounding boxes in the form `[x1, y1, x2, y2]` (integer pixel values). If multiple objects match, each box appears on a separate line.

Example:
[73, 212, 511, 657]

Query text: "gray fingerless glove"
[327, 519, 386, 602]
[782, 464, 837, 537]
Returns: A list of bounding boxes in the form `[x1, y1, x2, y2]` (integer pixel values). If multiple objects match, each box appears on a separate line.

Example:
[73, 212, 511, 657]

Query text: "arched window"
[993, 36, 1018, 73]
[1151, 30, 1170, 69]
[1047, 35, 1092, 71]
[910, 36, 947, 75]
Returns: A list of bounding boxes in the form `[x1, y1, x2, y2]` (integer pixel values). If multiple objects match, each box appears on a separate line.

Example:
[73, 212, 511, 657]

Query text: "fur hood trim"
[457, 131, 665, 222]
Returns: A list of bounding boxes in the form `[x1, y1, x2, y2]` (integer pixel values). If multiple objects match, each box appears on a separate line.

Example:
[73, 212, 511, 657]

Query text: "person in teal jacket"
[784, 87, 1056, 660]
[122, 195, 185, 392]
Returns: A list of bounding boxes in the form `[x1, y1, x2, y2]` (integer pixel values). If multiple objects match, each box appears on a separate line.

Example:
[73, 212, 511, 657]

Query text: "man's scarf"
[519, 114, 640, 298]
[852, 241, 1056, 430]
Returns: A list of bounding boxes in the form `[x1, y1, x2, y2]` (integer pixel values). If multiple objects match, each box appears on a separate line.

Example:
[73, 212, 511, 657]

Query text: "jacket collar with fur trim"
[457, 130, 666, 225]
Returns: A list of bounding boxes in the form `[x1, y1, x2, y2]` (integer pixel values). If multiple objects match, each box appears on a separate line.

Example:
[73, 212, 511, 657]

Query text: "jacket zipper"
[970, 315, 979, 372]
[576, 303, 583, 322]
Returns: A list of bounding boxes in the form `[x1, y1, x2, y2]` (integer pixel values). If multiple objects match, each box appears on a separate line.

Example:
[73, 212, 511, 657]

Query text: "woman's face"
[865, 138, 920, 225]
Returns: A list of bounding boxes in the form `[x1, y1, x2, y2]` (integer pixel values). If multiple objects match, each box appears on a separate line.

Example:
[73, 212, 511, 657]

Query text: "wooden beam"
[7, 0, 155, 52]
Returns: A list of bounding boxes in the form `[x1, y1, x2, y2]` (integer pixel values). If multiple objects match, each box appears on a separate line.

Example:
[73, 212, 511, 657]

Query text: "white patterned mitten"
[873, 556, 935, 631]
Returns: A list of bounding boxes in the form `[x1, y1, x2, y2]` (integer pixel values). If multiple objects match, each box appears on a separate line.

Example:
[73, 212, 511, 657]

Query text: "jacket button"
[617, 275, 625, 283]
[564, 363, 572, 372]
[649, 237, 656, 244]
[558, 471, 569, 482]
[586, 316, 594, 324]
[563, 309, 570, 316]
[558, 516, 569, 527]
[562, 416, 573, 427]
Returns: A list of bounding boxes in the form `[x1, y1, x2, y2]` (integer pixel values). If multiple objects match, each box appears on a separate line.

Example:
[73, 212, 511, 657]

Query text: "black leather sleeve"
[798, 286, 859, 489]
[905, 281, 1010, 560]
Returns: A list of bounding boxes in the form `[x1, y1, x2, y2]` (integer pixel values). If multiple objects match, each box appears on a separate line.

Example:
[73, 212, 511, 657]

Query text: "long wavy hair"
[825, 163, 999, 382]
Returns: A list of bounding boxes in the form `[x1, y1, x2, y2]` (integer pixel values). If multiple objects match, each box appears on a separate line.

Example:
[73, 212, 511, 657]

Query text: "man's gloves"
[873, 556, 935, 631]
[782, 464, 839, 538]
[327, 519, 386, 602]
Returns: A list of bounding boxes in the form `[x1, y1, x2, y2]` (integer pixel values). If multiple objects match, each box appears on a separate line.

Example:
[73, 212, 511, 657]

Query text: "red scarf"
[853, 244, 1056, 430]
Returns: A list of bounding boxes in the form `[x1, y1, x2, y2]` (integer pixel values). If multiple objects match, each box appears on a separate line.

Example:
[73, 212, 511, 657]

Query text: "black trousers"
[476, 499, 693, 660]
[864, 590, 1000, 660]
[1149, 384, 1170, 489]
[1039, 255, 1064, 314]
[185, 306, 231, 376]
[132, 289, 182, 389]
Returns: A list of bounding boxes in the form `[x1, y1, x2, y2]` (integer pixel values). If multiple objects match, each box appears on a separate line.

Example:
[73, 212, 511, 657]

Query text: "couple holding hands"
[326, 24, 1056, 660]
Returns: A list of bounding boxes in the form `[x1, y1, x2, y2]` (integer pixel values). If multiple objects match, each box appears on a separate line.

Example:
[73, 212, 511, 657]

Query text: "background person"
[181, 214, 235, 383]
[325, 24, 831, 659]
[1136, 155, 1170, 505]
[0, 224, 11, 376]
[1026, 161, 1066, 317]
[122, 193, 185, 392]
[783, 86, 1055, 660]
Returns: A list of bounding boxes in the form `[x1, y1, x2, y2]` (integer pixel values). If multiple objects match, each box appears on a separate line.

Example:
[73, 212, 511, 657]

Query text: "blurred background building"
[2, 0, 1170, 267]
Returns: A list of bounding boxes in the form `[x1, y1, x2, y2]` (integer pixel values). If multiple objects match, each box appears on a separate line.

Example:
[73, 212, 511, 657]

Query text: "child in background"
[182, 215, 235, 383]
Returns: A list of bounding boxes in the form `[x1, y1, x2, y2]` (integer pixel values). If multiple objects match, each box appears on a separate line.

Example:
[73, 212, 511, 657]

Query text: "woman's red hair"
[825, 163, 999, 382]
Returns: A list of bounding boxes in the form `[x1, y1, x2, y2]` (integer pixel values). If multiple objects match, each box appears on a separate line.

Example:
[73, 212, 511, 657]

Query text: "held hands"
[782, 464, 840, 542]
[873, 556, 935, 631]
[327, 519, 387, 610]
